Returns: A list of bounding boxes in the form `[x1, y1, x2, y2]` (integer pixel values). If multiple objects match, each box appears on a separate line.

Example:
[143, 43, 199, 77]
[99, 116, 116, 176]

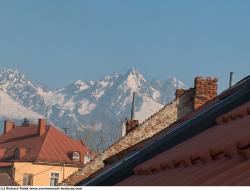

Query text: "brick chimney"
[125, 119, 139, 135]
[4, 121, 15, 134]
[38, 119, 46, 136]
[193, 77, 218, 110]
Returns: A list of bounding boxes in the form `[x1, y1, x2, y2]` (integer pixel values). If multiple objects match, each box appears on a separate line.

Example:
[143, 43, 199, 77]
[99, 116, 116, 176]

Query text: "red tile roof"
[0, 121, 93, 165]
[118, 102, 250, 186]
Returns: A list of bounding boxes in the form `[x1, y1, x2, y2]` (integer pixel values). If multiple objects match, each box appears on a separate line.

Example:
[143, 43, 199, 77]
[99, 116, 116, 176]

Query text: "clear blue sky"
[0, 0, 249, 92]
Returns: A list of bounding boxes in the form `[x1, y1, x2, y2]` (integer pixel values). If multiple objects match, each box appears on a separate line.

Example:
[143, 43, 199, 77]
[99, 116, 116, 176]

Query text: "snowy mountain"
[0, 68, 185, 149]
[0, 91, 42, 120]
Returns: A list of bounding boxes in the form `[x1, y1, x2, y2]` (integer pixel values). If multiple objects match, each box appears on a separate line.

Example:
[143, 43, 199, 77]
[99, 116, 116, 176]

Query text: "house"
[77, 75, 250, 186]
[0, 119, 94, 186]
[61, 76, 219, 185]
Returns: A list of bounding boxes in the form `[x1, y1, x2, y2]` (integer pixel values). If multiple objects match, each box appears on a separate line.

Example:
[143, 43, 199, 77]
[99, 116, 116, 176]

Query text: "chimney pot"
[4, 121, 15, 134]
[38, 119, 46, 136]
[125, 119, 139, 135]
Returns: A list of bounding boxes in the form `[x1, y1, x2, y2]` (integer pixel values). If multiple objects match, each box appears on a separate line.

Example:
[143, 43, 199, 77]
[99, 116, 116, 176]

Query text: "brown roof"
[0, 122, 92, 165]
[117, 102, 250, 186]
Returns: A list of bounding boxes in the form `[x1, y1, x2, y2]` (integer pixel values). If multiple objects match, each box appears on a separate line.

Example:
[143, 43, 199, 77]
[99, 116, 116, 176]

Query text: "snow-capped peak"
[126, 67, 145, 80]
[0, 68, 185, 149]
[73, 80, 90, 92]
[0, 90, 43, 121]
[169, 77, 185, 89]
[123, 68, 147, 92]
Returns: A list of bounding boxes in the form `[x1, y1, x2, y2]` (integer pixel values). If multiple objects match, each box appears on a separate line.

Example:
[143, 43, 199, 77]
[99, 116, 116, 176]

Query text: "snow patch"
[0, 91, 43, 120]
[91, 89, 105, 99]
[171, 77, 185, 88]
[62, 98, 76, 112]
[74, 80, 89, 92]
[152, 88, 161, 100]
[99, 80, 109, 88]
[135, 96, 164, 122]
[126, 74, 139, 92]
[37, 87, 65, 105]
[78, 99, 96, 115]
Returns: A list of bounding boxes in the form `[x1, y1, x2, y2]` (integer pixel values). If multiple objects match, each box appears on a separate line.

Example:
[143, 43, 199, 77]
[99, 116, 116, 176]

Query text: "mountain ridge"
[0, 68, 185, 149]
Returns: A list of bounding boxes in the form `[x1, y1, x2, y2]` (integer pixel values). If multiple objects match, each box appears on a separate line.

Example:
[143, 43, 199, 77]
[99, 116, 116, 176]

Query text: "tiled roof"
[79, 75, 250, 186]
[118, 102, 250, 186]
[0, 126, 46, 162]
[0, 123, 92, 165]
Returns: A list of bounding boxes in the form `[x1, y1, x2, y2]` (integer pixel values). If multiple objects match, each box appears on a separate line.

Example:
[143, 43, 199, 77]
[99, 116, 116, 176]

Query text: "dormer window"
[72, 151, 80, 162]
[14, 148, 20, 160]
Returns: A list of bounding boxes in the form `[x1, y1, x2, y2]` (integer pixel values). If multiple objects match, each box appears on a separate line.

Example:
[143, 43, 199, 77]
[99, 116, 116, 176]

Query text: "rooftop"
[118, 102, 250, 186]
[0, 119, 93, 165]
[79, 75, 250, 185]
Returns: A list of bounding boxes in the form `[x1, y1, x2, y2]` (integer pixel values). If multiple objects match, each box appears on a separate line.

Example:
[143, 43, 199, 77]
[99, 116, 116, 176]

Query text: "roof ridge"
[35, 127, 51, 161]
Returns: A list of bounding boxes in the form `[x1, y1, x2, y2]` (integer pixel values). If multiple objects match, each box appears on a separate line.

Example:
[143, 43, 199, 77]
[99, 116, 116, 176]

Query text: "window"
[50, 173, 59, 186]
[72, 151, 80, 161]
[23, 174, 33, 186]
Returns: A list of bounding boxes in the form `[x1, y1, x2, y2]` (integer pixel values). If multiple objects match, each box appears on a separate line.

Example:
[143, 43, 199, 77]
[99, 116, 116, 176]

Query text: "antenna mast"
[131, 92, 136, 120]
[229, 72, 234, 88]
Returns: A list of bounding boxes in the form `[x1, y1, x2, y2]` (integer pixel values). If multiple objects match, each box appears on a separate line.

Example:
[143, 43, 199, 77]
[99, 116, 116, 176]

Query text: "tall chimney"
[193, 77, 218, 110]
[4, 121, 15, 134]
[38, 119, 46, 136]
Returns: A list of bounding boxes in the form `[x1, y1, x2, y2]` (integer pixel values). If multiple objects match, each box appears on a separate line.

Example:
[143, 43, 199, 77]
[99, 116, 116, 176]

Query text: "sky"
[0, 0, 249, 92]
